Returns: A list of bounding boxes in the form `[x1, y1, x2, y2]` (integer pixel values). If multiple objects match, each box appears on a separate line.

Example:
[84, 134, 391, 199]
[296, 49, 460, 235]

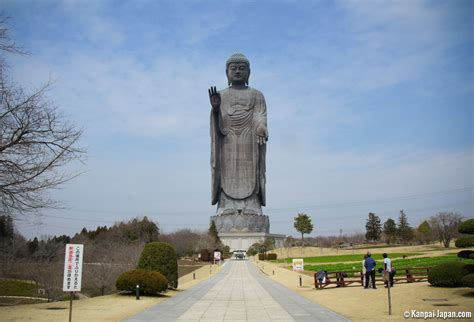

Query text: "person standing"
[362, 254, 367, 287]
[383, 253, 394, 287]
[364, 252, 377, 289]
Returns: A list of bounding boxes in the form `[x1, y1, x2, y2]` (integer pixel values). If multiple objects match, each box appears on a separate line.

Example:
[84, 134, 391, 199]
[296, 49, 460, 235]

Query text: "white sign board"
[292, 258, 304, 271]
[63, 244, 84, 292]
[214, 251, 221, 261]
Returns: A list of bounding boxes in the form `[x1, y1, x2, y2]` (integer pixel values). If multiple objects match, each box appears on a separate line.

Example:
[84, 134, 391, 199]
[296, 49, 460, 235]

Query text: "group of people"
[362, 252, 395, 289]
[316, 252, 396, 289]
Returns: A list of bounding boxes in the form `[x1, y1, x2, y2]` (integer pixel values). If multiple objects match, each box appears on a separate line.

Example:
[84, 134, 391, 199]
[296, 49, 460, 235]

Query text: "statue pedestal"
[218, 232, 285, 252]
[211, 213, 284, 252]
[211, 213, 269, 233]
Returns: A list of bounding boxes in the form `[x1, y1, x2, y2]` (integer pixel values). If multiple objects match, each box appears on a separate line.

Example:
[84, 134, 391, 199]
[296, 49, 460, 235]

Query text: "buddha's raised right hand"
[208, 86, 221, 113]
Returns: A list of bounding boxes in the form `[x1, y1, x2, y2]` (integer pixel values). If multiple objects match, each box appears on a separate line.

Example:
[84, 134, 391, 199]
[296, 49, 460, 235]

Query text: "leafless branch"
[0, 18, 84, 216]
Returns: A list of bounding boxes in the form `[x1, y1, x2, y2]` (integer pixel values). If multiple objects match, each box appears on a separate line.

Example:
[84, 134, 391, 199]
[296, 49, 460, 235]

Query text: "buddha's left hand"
[256, 126, 268, 145]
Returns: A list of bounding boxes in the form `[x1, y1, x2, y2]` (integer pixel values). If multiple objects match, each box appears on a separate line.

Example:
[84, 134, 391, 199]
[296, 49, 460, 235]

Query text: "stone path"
[125, 260, 349, 322]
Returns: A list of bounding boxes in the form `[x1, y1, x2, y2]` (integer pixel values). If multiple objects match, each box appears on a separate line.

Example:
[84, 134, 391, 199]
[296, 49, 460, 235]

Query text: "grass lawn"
[272, 252, 422, 264]
[0, 279, 44, 298]
[178, 259, 207, 277]
[302, 254, 474, 273]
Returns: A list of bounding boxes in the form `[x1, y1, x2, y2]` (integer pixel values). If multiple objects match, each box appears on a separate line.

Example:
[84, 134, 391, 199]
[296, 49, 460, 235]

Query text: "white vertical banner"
[63, 244, 84, 292]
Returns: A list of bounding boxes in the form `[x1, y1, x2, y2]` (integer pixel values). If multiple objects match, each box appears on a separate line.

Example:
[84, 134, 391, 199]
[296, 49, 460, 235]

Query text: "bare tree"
[0, 18, 84, 216]
[85, 262, 125, 296]
[429, 212, 463, 248]
[24, 238, 65, 301]
[159, 229, 201, 257]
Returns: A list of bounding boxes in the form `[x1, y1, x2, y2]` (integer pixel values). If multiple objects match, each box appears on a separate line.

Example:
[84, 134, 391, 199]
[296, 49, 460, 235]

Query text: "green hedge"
[116, 269, 168, 294]
[458, 219, 474, 235]
[457, 250, 474, 259]
[428, 262, 470, 287]
[138, 242, 178, 288]
[455, 236, 474, 248]
[266, 253, 277, 260]
[461, 273, 474, 288]
[257, 253, 277, 260]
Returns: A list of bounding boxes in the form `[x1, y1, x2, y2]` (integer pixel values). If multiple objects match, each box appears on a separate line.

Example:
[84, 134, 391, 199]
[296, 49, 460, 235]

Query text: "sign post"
[385, 270, 392, 315]
[292, 258, 304, 271]
[214, 251, 221, 265]
[63, 244, 84, 322]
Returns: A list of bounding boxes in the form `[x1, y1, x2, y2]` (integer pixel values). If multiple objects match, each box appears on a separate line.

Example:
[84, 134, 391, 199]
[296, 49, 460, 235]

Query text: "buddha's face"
[226, 62, 250, 85]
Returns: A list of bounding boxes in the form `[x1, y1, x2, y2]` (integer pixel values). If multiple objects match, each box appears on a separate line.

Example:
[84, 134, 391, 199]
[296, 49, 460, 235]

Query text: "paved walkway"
[125, 260, 349, 322]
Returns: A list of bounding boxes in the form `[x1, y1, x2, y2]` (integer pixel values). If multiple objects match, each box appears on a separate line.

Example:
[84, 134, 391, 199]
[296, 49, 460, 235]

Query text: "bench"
[314, 267, 431, 289]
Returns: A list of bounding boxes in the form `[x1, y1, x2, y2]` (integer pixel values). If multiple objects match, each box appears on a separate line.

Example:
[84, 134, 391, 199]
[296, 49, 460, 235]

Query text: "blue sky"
[3, 0, 473, 239]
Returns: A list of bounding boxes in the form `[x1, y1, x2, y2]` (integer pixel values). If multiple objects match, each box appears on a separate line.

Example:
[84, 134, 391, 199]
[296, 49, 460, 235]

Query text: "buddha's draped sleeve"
[255, 90, 267, 206]
[210, 103, 222, 205]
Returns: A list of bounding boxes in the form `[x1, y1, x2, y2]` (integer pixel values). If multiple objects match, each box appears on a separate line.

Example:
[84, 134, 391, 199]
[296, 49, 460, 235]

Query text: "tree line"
[365, 210, 464, 248]
[0, 214, 223, 299]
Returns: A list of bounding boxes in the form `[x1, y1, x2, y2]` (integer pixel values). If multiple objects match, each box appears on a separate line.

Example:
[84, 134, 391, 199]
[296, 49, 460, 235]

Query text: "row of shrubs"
[428, 262, 474, 287]
[429, 219, 473, 288]
[258, 253, 277, 260]
[115, 242, 178, 295]
[456, 218, 474, 249]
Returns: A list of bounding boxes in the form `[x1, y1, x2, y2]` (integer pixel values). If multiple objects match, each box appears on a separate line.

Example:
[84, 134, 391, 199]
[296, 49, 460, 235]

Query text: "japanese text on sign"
[63, 244, 84, 292]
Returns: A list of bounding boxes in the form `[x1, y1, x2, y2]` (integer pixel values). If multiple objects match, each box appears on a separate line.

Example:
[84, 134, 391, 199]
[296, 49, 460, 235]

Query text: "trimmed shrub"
[465, 264, 474, 273]
[266, 253, 277, 260]
[455, 236, 474, 248]
[461, 273, 474, 288]
[116, 269, 168, 294]
[457, 250, 474, 259]
[256, 253, 277, 260]
[458, 219, 474, 235]
[428, 262, 470, 287]
[200, 249, 210, 262]
[138, 242, 178, 288]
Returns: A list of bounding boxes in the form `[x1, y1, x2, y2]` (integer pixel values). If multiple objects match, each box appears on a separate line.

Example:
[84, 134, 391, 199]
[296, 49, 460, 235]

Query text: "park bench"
[314, 267, 431, 289]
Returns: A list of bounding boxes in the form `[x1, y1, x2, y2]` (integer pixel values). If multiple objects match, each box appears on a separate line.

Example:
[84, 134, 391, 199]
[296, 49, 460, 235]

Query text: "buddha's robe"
[210, 87, 267, 215]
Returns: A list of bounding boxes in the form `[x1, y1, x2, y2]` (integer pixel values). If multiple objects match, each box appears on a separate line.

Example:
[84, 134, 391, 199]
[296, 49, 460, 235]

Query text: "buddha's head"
[226, 53, 250, 86]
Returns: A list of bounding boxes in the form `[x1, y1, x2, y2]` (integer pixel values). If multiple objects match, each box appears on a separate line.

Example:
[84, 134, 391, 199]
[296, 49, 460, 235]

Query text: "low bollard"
[273, 270, 274, 275]
[136, 284, 140, 300]
[299, 275, 302, 287]
[193, 272, 195, 280]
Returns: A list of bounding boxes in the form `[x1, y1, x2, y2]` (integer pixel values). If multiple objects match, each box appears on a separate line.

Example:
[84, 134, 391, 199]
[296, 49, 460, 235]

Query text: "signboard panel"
[292, 258, 304, 271]
[63, 244, 84, 292]
[214, 251, 221, 261]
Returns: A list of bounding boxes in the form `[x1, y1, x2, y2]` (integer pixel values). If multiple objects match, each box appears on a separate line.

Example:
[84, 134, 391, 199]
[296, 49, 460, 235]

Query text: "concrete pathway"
[125, 260, 349, 322]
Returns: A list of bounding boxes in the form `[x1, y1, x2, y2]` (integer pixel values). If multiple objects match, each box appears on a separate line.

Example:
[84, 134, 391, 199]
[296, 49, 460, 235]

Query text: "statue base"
[218, 232, 285, 252]
[211, 213, 269, 233]
[211, 213, 284, 252]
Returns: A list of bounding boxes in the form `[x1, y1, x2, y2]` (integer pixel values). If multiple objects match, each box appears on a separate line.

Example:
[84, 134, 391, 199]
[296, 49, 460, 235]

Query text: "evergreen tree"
[397, 210, 414, 243]
[383, 218, 397, 244]
[365, 212, 382, 242]
[0, 215, 14, 241]
[293, 213, 313, 246]
[208, 220, 221, 245]
[417, 220, 432, 244]
[27, 237, 39, 254]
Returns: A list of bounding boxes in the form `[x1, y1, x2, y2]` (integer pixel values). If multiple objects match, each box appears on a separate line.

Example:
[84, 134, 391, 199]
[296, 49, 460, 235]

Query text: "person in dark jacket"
[364, 252, 377, 289]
